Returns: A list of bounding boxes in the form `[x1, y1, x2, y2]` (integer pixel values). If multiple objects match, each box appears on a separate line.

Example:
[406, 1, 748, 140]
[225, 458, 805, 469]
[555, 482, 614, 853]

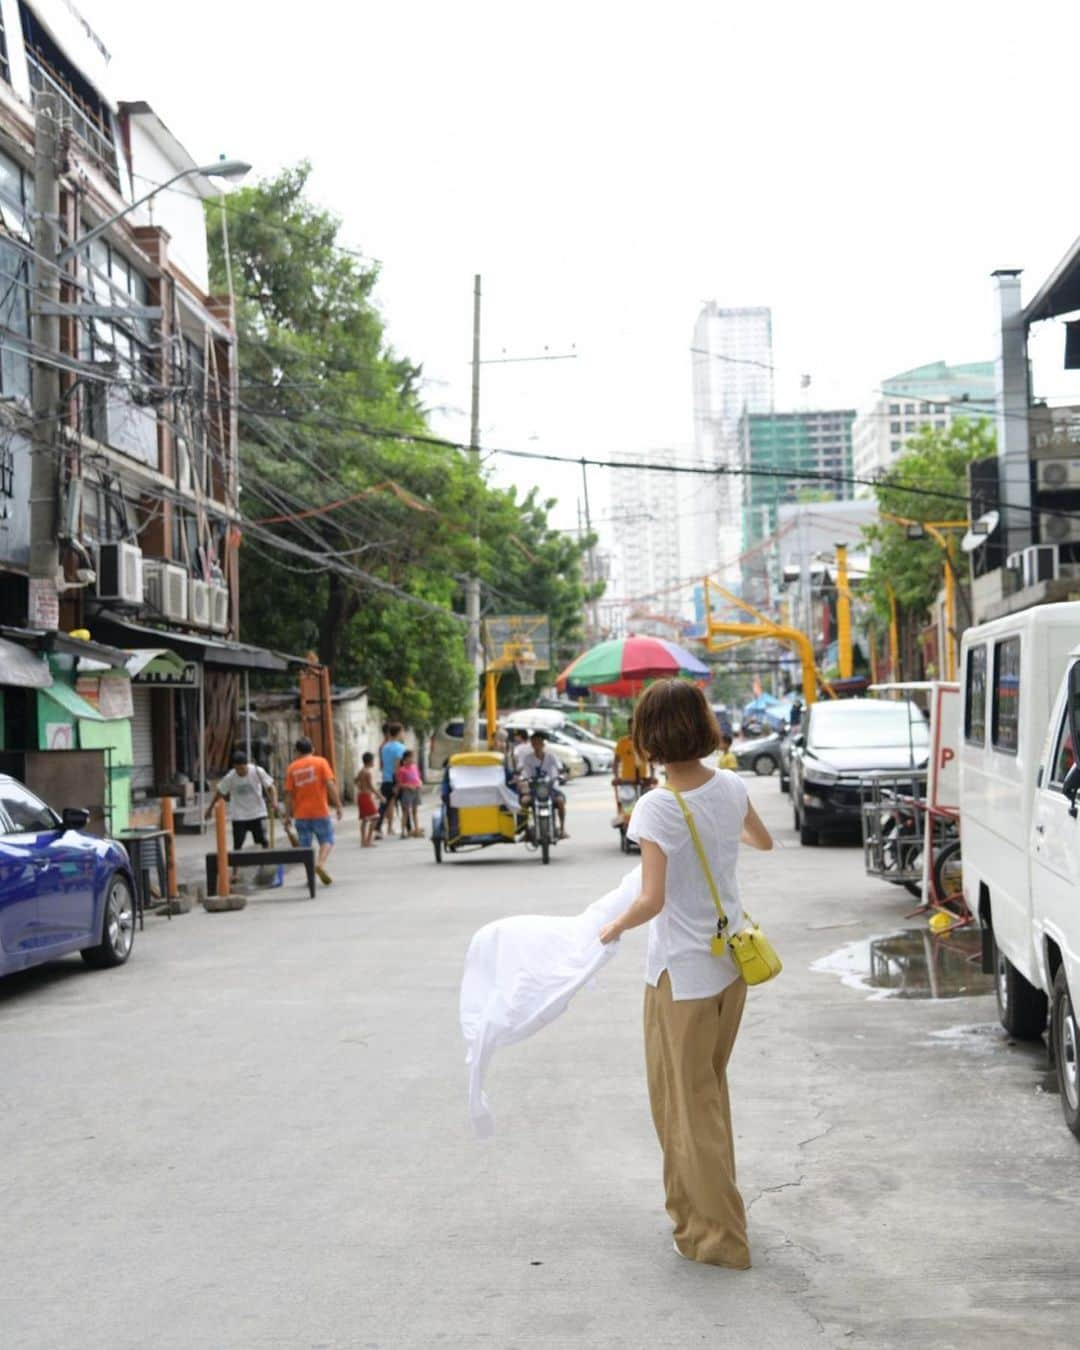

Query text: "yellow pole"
[886, 582, 900, 680]
[942, 549, 956, 681]
[835, 543, 852, 679]
[484, 671, 500, 748]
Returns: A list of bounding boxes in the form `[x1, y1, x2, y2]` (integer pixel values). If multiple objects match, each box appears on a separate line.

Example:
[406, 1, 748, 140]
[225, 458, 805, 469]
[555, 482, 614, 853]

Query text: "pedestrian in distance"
[284, 736, 343, 885]
[717, 732, 739, 772]
[375, 721, 407, 839]
[395, 749, 424, 838]
[355, 751, 380, 848]
[204, 749, 277, 884]
[598, 679, 774, 1268]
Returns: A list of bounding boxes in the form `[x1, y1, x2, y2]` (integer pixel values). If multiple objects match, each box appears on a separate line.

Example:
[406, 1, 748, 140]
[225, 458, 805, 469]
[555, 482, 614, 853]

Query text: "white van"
[959, 601, 1080, 1135]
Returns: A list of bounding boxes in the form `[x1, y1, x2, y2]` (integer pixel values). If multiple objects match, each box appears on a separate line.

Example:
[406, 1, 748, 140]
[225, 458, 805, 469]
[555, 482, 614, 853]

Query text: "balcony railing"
[25, 48, 118, 190]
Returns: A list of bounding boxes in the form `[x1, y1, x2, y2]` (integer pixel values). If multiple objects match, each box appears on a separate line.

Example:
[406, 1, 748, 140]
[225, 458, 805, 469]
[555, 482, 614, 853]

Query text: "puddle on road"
[813, 927, 995, 1000]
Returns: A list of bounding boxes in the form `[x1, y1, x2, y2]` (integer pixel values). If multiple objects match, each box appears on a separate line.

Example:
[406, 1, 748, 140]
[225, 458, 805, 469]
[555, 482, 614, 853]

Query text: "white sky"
[84, 0, 1080, 544]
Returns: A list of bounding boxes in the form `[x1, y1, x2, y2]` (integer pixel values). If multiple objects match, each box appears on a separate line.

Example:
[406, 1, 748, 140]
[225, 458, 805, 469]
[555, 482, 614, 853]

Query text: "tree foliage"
[863, 418, 996, 627]
[207, 165, 595, 725]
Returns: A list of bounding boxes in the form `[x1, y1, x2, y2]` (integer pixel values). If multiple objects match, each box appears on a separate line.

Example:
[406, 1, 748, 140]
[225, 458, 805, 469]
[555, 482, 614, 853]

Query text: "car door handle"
[1036, 824, 1046, 834]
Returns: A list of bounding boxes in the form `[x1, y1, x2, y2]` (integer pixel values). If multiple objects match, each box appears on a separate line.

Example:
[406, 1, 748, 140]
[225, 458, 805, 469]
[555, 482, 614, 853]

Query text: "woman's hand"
[598, 921, 622, 945]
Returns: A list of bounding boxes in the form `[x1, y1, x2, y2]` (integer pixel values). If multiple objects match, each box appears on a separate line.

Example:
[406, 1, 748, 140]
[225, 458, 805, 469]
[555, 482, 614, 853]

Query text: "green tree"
[207, 165, 595, 724]
[863, 417, 996, 656]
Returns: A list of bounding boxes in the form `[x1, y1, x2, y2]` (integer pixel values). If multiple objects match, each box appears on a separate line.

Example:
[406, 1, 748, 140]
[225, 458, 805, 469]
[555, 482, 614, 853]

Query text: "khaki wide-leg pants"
[643, 969, 750, 1267]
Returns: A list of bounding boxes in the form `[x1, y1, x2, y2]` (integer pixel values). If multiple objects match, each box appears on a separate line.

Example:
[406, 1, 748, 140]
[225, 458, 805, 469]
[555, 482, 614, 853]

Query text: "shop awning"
[0, 625, 129, 668]
[91, 613, 290, 673]
[125, 648, 188, 679]
[39, 680, 105, 721]
[0, 636, 53, 688]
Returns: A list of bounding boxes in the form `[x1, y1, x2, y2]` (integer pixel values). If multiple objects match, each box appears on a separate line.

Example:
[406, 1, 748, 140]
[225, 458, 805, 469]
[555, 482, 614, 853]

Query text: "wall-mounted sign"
[133, 660, 199, 688]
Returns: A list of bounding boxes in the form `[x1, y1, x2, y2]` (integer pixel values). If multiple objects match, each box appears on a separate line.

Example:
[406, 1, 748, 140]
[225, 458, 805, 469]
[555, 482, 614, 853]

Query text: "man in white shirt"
[514, 731, 568, 838]
[205, 750, 277, 880]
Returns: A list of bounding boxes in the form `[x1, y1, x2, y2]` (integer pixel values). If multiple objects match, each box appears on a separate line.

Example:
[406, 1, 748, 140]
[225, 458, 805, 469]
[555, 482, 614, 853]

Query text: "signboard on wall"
[133, 660, 199, 688]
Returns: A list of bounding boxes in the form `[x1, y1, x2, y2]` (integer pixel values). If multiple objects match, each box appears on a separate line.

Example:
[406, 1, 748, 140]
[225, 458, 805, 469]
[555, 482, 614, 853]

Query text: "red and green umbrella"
[555, 634, 709, 698]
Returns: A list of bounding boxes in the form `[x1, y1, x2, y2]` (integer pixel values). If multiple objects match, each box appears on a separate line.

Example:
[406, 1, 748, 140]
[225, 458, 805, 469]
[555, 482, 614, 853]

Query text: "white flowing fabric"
[460, 866, 640, 1138]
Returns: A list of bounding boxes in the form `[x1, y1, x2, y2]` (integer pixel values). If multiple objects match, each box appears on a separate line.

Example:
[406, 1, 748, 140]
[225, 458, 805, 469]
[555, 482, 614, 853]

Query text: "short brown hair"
[632, 680, 720, 765]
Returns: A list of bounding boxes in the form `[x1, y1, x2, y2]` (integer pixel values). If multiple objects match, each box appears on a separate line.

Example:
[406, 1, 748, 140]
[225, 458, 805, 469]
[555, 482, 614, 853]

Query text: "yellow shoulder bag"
[665, 786, 782, 986]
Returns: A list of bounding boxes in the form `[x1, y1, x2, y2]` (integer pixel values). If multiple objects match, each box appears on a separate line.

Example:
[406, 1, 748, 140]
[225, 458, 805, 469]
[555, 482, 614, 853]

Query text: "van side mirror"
[61, 806, 90, 831]
[794, 734, 805, 750]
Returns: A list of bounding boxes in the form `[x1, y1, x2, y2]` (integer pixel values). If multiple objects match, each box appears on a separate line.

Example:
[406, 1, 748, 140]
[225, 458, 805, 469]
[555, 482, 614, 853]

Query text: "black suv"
[790, 699, 929, 845]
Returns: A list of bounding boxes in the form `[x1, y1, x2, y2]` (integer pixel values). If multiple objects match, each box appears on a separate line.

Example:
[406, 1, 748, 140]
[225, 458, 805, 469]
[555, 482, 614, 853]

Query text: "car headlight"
[534, 779, 551, 801]
[803, 764, 838, 786]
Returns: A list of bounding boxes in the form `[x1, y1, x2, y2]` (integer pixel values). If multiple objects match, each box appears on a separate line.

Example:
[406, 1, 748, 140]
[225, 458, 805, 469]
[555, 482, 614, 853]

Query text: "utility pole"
[463, 274, 483, 750]
[27, 92, 62, 631]
[580, 458, 600, 640]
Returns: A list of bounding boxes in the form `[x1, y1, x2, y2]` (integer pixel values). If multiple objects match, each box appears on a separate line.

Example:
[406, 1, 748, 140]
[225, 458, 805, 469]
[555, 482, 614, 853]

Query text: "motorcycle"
[523, 769, 558, 865]
[614, 778, 653, 852]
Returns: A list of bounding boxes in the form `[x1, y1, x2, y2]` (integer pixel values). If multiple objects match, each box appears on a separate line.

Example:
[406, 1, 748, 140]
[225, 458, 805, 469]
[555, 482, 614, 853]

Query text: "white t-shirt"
[627, 771, 749, 1000]
[216, 765, 274, 821]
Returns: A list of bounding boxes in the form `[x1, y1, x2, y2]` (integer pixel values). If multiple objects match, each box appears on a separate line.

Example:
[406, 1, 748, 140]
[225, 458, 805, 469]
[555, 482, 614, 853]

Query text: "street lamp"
[882, 513, 969, 681]
[59, 158, 251, 262]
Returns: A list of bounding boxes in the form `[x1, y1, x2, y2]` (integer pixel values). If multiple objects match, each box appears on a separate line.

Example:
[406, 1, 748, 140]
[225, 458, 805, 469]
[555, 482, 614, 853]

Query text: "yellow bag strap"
[663, 785, 729, 935]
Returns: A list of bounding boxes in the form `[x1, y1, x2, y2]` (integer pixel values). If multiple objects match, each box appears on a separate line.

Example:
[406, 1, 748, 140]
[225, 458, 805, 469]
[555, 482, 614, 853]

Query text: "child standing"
[395, 750, 424, 838]
[717, 733, 739, 772]
[355, 751, 380, 847]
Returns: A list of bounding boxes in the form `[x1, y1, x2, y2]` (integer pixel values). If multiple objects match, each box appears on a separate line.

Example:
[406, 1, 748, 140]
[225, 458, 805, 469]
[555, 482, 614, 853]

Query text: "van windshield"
[809, 702, 929, 750]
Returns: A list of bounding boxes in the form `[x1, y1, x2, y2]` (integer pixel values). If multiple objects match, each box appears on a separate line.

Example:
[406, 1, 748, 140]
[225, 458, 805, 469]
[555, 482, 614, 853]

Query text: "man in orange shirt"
[284, 736, 343, 885]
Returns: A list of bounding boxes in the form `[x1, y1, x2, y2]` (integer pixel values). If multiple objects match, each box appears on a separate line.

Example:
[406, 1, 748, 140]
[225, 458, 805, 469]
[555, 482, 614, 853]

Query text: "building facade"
[850, 360, 995, 493]
[689, 304, 774, 584]
[606, 447, 683, 637]
[0, 0, 281, 831]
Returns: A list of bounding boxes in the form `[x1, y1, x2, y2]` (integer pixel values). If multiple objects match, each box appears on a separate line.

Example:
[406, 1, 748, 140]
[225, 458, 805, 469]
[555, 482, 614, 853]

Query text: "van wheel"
[1052, 967, 1080, 1138]
[994, 939, 1048, 1040]
[753, 754, 777, 776]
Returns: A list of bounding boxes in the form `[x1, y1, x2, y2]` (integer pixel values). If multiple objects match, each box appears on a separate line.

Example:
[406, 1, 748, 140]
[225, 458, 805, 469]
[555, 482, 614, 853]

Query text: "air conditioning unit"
[95, 541, 143, 604]
[1021, 544, 1059, 588]
[1041, 512, 1080, 545]
[143, 561, 189, 623]
[188, 579, 211, 629]
[209, 583, 230, 633]
[1037, 458, 1080, 491]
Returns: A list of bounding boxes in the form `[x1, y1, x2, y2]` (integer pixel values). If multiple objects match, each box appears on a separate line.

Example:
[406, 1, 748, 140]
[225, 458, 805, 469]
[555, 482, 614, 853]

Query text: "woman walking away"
[599, 680, 773, 1268]
[395, 750, 424, 837]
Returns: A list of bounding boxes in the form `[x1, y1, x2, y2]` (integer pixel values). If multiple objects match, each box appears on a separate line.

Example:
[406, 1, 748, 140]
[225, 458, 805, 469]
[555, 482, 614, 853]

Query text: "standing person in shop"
[284, 736, 342, 885]
[375, 721, 407, 838]
[204, 749, 277, 884]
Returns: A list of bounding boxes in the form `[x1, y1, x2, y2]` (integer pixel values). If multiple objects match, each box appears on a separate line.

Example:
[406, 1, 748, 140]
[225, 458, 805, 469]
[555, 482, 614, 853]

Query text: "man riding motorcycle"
[514, 731, 568, 839]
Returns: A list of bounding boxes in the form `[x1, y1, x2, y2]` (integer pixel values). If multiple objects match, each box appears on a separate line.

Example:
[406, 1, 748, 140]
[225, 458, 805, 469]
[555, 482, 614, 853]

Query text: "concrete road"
[3, 773, 1079, 1349]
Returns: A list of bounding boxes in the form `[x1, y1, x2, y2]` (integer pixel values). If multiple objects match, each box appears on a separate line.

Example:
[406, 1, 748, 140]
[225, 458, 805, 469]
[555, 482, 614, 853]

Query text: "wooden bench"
[204, 848, 316, 899]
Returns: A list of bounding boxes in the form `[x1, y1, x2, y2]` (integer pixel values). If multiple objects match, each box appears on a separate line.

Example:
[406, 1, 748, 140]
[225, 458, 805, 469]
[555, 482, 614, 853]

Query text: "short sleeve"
[626, 790, 689, 856]
[729, 772, 750, 819]
[258, 767, 274, 790]
[284, 766, 295, 792]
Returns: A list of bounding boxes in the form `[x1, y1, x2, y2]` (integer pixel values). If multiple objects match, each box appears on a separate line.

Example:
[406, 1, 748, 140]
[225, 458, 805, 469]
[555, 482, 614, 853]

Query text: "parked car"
[959, 601, 1080, 1137]
[547, 727, 613, 775]
[428, 719, 586, 780]
[0, 776, 136, 978]
[556, 720, 617, 753]
[790, 699, 929, 845]
[734, 733, 782, 776]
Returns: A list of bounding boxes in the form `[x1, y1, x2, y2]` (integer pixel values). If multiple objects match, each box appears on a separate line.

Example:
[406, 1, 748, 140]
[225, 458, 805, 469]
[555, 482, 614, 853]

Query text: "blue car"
[0, 775, 136, 978]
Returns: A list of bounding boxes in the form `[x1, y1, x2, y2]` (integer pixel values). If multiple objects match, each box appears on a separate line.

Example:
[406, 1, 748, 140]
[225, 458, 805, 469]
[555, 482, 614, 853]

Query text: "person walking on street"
[598, 680, 774, 1267]
[284, 736, 342, 885]
[376, 722, 407, 839]
[395, 749, 424, 837]
[355, 751, 380, 848]
[204, 749, 277, 884]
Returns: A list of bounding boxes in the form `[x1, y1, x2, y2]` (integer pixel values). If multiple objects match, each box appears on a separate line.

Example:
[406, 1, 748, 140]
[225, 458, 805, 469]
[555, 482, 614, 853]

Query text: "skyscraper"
[607, 448, 683, 636]
[689, 305, 775, 585]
